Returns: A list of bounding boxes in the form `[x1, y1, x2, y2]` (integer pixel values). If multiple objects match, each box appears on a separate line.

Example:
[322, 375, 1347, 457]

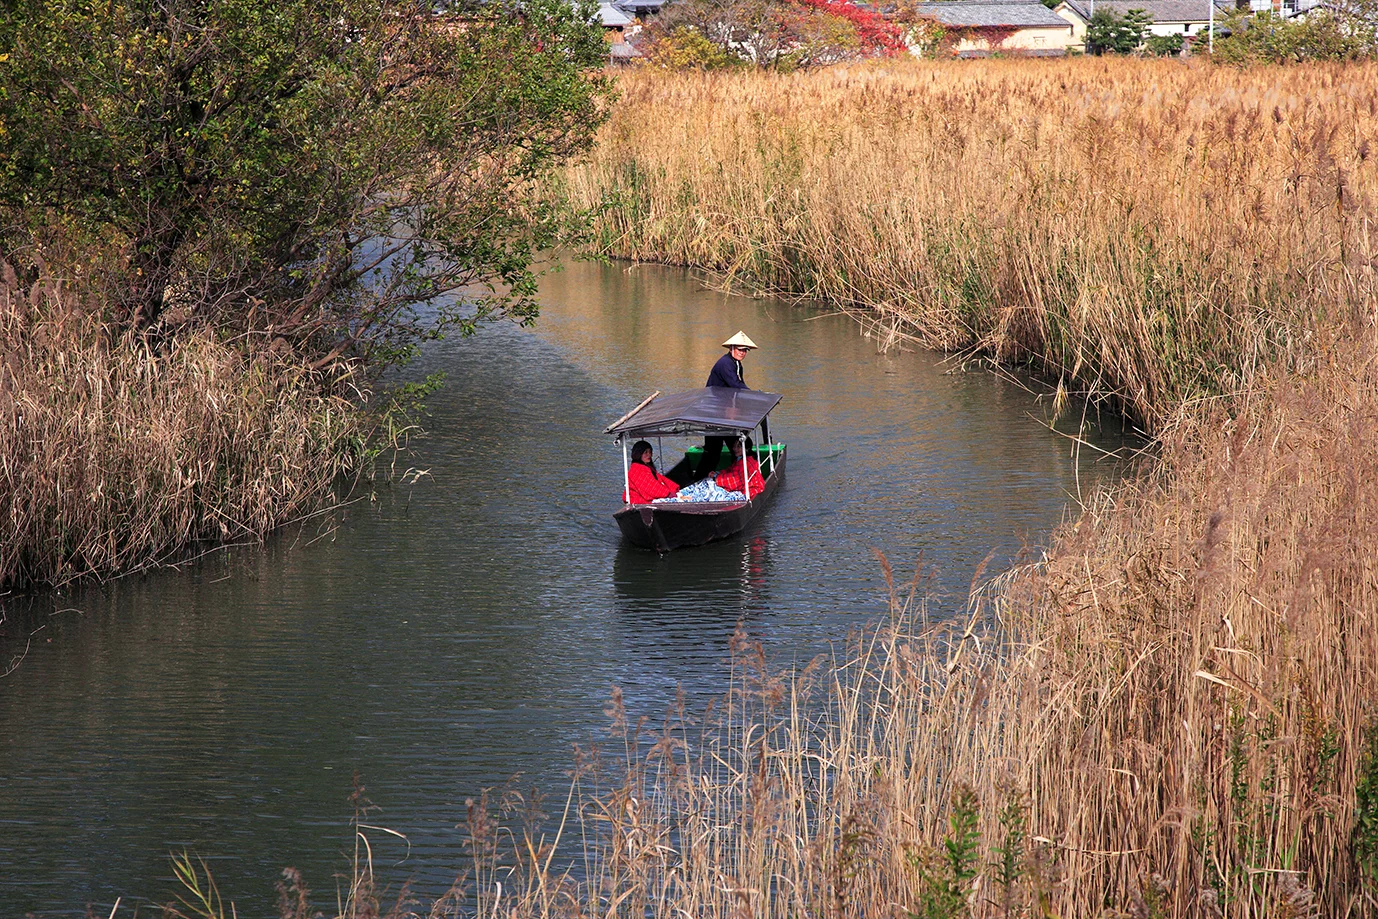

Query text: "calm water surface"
[0, 260, 1134, 916]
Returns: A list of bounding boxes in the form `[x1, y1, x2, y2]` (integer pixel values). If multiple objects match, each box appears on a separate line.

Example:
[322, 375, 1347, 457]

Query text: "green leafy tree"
[0, 0, 611, 367]
[1144, 31, 1183, 54]
[1085, 7, 1150, 53]
[1211, 7, 1377, 62]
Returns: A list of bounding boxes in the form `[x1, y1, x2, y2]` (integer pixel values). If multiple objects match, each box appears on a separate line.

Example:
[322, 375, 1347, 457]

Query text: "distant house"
[1054, 0, 1233, 39]
[599, 0, 662, 61]
[598, 2, 635, 42]
[1247, 0, 1324, 17]
[910, 0, 1079, 56]
[614, 0, 666, 17]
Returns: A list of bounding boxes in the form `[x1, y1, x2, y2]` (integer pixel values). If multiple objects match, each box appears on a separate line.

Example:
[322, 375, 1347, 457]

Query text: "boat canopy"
[609, 388, 782, 438]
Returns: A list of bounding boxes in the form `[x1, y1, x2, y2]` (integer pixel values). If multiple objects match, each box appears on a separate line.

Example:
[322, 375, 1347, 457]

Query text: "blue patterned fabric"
[654, 478, 745, 504]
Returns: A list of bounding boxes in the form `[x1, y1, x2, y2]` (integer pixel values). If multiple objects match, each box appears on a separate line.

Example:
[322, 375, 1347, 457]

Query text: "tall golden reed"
[565, 59, 1378, 428]
[0, 265, 364, 588]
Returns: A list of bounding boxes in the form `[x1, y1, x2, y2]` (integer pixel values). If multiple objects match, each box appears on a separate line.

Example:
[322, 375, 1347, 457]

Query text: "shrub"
[1086, 7, 1151, 53]
[1144, 32, 1183, 54]
[645, 25, 741, 68]
[1211, 9, 1377, 62]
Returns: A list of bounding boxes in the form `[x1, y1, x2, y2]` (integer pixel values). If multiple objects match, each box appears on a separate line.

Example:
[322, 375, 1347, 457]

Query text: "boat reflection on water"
[612, 530, 774, 628]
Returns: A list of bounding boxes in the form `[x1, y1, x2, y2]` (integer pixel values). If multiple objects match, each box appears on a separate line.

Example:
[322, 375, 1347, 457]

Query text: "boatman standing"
[707, 331, 755, 390]
[694, 331, 757, 479]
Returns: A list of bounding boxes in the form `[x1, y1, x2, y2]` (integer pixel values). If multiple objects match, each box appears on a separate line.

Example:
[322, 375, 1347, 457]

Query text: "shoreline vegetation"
[0, 0, 611, 590]
[0, 269, 365, 588]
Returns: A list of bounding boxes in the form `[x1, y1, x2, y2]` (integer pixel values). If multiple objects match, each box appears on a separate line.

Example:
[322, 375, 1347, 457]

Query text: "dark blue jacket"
[706, 353, 747, 389]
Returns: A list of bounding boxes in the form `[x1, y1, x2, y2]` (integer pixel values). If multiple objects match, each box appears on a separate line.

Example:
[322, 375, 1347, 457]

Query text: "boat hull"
[615, 449, 786, 551]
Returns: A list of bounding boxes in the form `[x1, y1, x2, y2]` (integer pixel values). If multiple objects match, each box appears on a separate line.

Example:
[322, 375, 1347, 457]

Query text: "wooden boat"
[607, 387, 786, 552]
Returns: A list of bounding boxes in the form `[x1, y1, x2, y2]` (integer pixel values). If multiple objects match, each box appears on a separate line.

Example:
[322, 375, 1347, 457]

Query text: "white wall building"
[1055, 0, 1233, 37]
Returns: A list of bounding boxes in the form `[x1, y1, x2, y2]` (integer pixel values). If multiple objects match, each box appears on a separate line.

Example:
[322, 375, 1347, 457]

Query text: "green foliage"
[1144, 32, 1183, 55]
[0, 0, 611, 369]
[1211, 8, 1377, 63]
[168, 851, 230, 919]
[367, 372, 447, 470]
[1353, 720, 1378, 888]
[1085, 7, 1150, 53]
[992, 792, 1027, 914]
[910, 785, 981, 919]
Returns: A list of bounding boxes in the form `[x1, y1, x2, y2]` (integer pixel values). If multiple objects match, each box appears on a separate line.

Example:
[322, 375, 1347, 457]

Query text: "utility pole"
[1208, 0, 1214, 52]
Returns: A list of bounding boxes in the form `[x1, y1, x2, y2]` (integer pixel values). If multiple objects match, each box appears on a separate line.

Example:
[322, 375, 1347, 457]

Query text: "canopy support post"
[621, 437, 631, 505]
[760, 417, 774, 477]
[740, 432, 749, 501]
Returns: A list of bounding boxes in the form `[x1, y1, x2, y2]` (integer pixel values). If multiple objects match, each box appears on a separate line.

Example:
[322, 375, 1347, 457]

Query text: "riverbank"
[0, 268, 365, 589]
[535, 60, 1378, 915]
[0, 0, 610, 593]
[564, 59, 1376, 429]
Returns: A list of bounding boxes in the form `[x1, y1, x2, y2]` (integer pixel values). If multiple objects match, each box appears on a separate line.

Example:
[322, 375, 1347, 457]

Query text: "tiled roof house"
[911, 0, 1079, 55]
[1054, 0, 1233, 39]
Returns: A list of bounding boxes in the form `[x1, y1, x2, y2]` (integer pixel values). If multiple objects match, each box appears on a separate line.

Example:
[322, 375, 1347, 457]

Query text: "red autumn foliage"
[794, 0, 906, 54]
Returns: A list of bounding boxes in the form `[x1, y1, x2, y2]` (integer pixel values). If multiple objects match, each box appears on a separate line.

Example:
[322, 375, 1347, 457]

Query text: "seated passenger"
[658, 438, 763, 504]
[713, 438, 764, 499]
[624, 440, 679, 504]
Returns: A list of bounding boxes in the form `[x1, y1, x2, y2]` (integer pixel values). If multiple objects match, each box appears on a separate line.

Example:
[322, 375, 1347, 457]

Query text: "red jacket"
[625, 462, 679, 504]
[716, 456, 763, 498]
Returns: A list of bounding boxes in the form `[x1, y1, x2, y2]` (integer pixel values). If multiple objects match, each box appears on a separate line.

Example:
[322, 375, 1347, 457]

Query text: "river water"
[0, 259, 1134, 917]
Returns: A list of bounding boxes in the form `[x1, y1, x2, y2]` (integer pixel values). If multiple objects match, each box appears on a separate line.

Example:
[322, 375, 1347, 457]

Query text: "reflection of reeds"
[564, 61, 1378, 428]
[0, 266, 363, 588]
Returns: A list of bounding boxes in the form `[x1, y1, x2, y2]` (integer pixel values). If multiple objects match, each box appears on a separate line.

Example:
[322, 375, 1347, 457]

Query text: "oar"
[604, 391, 660, 434]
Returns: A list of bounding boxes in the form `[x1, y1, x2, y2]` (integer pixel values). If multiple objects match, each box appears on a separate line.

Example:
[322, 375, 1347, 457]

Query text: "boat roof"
[609, 388, 782, 437]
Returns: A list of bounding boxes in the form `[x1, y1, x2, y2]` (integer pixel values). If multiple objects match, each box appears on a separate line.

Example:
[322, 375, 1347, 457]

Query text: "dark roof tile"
[914, 0, 1074, 27]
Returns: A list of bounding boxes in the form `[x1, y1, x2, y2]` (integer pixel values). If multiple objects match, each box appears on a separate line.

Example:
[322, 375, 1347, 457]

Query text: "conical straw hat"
[721, 331, 758, 349]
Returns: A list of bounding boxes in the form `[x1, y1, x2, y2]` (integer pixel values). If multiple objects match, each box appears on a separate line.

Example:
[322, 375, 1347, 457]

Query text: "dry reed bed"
[0, 266, 363, 588]
[317, 343, 1378, 918]
[566, 59, 1378, 427]
[961, 336, 1378, 914]
[482, 60, 1378, 917]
